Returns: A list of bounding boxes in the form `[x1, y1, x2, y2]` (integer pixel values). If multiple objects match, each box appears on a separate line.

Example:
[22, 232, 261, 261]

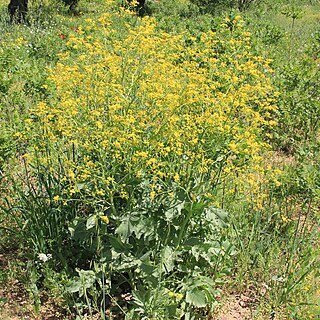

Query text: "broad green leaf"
[205, 207, 228, 226]
[86, 215, 97, 230]
[116, 217, 133, 241]
[78, 269, 96, 289]
[185, 290, 206, 308]
[66, 279, 82, 293]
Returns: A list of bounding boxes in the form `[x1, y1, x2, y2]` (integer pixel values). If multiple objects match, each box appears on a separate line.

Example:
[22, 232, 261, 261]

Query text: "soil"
[212, 295, 255, 320]
[0, 252, 70, 320]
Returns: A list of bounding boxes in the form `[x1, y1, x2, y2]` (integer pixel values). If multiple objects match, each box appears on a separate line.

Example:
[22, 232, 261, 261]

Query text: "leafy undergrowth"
[0, 0, 319, 319]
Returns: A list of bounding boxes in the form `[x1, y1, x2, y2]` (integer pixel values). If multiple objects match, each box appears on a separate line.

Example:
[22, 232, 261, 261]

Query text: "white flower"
[38, 253, 52, 262]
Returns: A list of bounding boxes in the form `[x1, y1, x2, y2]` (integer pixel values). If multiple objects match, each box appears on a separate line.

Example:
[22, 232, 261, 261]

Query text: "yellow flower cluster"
[25, 8, 279, 206]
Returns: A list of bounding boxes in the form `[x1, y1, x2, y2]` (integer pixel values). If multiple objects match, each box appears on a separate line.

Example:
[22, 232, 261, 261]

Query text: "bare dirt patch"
[212, 295, 255, 320]
[0, 252, 70, 320]
[0, 282, 70, 320]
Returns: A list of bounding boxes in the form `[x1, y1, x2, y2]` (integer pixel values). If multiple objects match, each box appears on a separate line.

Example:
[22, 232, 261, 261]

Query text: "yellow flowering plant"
[13, 3, 281, 317]
[0, 0, 319, 317]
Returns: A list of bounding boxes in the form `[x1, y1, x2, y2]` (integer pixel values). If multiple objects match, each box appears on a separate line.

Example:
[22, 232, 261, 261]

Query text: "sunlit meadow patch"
[13, 2, 283, 317]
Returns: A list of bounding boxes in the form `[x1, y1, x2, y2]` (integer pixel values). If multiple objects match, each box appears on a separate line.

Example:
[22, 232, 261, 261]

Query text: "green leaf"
[67, 269, 96, 297]
[75, 182, 85, 191]
[183, 202, 205, 217]
[66, 279, 82, 294]
[185, 290, 206, 308]
[0, 297, 8, 303]
[86, 215, 97, 230]
[165, 201, 185, 222]
[162, 246, 175, 273]
[190, 276, 215, 289]
[116, 217, 133, 241]
[191, 202, 205, 215]
[183, 237, 202, 246]
[205, 207, 228, 226]
[166, 304, 179, 318]
[108, 235, 131, 252]
[78, 269, 96, 289]
[69, 218, 89, 241]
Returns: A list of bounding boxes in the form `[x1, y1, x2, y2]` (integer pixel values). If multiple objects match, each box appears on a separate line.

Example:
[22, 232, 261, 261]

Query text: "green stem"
[177, 202, 193, 248]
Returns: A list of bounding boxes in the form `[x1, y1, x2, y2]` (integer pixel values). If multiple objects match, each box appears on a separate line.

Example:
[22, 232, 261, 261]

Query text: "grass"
[0, 0, 319, 319]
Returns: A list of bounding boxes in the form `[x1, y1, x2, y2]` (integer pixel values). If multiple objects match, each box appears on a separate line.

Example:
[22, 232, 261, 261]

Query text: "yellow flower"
[96, 189, 105, 196]
[168, 291, 183, 300]
[100, 216, 110, 224]
[24, 8, 279, 213]
[281, 215, 291, 223]
[150, 191, 157, 200]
